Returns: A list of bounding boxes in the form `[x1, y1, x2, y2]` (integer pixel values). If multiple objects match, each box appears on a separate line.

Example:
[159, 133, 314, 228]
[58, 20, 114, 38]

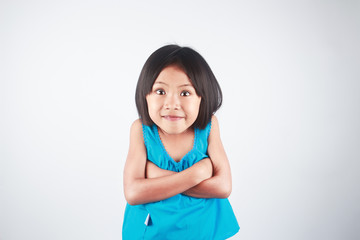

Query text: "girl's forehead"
[154, 65, 193, 86]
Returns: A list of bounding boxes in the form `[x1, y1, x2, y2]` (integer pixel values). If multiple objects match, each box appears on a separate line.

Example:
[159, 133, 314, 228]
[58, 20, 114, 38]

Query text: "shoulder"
[131, 119, 142, 129]
[129, 119, 144, 140]
[210, 115, 220, 133]
[208, 115, 221, 141]
[210, 115, 219, 126]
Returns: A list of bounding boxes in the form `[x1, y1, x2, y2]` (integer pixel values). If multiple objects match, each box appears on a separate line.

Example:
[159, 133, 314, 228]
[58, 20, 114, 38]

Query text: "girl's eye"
[155, 89, 165, 95]
[180, 91, 190, 97]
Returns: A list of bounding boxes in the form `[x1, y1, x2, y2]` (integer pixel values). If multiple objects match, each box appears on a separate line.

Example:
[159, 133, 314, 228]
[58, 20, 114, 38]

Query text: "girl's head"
[135, 44, 222, 130]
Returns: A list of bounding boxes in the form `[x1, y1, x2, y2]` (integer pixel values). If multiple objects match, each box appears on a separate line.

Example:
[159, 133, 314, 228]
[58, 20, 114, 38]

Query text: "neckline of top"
[155, 126, 198, 165]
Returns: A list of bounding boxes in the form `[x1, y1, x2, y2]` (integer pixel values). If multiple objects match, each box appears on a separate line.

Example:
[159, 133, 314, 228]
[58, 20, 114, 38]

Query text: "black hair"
[135, 44, 222, 129]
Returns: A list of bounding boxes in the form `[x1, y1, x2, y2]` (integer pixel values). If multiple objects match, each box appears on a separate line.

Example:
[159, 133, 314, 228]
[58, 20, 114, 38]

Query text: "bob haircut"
[135, 44, 222, 129]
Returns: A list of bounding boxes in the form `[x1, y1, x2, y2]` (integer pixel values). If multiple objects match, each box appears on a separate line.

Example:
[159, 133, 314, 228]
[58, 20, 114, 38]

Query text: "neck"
[158, 127, 193, 139]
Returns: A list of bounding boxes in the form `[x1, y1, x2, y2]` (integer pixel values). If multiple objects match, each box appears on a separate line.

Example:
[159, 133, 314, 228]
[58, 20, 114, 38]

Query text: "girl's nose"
[164, 94, 180, 110]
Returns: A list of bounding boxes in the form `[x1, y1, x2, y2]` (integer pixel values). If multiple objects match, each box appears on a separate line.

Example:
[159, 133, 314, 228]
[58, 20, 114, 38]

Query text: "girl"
[123, 45, 239, 239]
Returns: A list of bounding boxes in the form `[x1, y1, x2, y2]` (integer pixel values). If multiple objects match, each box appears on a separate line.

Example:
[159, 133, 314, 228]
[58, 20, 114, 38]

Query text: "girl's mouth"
[163, 115, 184, 121]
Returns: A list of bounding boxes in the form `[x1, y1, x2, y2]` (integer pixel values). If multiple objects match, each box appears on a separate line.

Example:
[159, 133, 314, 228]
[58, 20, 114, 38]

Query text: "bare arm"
[184, 116, 232, 198]
[146, 116, 233, 199]
[145, 161, 176, 178]
[123, 120, 212, 205]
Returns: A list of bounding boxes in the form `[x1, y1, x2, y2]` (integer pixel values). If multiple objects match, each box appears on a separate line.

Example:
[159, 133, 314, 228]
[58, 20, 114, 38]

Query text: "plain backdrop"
[1, 0, 359, 239]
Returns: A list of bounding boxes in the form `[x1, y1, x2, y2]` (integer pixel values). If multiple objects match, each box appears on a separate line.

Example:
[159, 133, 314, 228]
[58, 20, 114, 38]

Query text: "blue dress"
[123, 122, 239, 240]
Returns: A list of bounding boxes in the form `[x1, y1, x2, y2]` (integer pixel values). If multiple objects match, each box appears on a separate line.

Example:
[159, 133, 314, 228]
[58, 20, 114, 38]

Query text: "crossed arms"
[123, 115, 232, 206]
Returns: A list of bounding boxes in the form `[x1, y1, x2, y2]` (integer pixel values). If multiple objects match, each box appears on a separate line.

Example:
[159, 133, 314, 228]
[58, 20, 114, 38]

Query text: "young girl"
[123, 45, 239, 239]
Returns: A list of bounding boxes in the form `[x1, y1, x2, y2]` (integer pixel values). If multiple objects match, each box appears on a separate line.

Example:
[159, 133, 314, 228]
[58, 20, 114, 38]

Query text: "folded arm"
[146, 115, 232, 199]
[123, 120, 213, 205]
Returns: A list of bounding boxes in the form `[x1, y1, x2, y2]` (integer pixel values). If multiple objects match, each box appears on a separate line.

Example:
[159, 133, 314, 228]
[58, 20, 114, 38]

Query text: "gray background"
[1, 0, 359, 239]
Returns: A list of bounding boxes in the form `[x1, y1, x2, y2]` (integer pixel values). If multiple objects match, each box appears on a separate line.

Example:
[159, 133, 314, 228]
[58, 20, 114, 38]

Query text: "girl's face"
[146, 65, 201, 135]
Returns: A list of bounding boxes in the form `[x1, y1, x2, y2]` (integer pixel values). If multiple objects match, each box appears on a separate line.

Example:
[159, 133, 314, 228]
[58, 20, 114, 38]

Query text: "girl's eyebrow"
[179, 83, 193, 87]
[153, 81, 168, 86]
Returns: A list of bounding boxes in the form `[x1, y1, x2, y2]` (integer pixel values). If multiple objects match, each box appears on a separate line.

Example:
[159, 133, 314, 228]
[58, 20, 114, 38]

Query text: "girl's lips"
[163, 115, 184, 121]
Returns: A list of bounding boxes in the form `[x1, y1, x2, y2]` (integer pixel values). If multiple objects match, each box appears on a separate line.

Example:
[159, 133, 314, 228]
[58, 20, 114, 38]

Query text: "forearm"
[146, 160, 231, 199]
[126, 169, 200, 205]
[144, 173, 231, 199]
[126, 160, 212, 205]
[182, 174, 232, 199]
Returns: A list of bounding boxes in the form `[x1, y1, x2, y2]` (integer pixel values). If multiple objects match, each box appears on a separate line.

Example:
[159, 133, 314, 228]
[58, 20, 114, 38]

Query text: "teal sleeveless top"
[123, 122, 239, 240]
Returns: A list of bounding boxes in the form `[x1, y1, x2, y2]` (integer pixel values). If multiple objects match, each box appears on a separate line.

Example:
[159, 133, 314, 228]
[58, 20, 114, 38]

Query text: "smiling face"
[146, 65, 202, 135]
